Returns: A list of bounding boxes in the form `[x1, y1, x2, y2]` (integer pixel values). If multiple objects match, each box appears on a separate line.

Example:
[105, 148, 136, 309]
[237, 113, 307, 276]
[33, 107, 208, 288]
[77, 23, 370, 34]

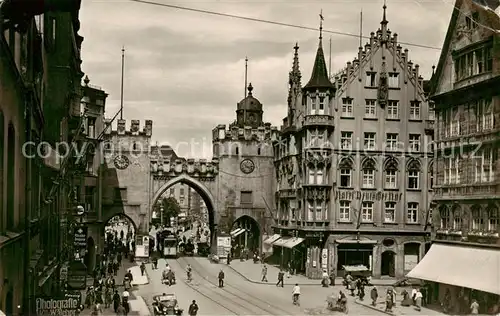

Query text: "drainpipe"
[24, 97, 32, 315]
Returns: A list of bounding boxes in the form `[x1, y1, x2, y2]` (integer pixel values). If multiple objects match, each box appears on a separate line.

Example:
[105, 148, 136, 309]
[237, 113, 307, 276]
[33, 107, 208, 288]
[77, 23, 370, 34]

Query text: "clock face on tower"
[114, 155, 130, 170]
[240, 159, 255, 174]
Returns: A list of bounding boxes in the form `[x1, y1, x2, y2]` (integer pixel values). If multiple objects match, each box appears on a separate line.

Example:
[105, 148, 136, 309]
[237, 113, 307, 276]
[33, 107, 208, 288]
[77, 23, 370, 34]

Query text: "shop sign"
[66, 261, 87, 290]
[335, 190, 403, 202]
[321, 249, 328, 270]
[73, 226, 88, 248]
[34, 292, 81, 315]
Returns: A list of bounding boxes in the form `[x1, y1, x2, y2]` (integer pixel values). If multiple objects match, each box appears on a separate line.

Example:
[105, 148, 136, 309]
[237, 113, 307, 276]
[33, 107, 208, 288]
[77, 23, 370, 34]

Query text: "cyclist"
[292, 283, 301, 306]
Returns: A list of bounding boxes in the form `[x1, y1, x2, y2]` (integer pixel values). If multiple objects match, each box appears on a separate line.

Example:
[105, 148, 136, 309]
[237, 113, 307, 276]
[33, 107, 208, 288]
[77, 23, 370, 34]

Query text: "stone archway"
[151, 174, 217, 250]
[231, 215, 261, 253]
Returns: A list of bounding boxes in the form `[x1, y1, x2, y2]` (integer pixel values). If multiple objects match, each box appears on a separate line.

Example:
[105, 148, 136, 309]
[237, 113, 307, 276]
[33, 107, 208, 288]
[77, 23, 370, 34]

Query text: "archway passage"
[381, 251, 395, 277]
[231, 215, 261, 257]
[151, 175, 216, 253]
[104, 214, 137, 259]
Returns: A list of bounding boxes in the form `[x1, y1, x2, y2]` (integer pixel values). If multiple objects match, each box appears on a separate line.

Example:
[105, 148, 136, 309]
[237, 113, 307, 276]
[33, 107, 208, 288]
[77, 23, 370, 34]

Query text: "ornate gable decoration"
[377, 62, 389, 108]
[407, 159, 421, 171]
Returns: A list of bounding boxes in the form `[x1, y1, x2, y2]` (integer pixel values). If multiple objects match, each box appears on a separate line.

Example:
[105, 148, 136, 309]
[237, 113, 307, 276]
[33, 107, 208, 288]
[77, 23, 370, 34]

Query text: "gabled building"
[273, 5, 434, 279]
[408, 0, 500, 312]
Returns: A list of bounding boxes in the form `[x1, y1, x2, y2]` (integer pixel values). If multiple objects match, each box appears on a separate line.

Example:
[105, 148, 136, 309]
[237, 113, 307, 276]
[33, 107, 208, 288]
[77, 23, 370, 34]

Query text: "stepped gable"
[212, 122, 279, 142]
[104, 119, 153, 136]
[331, 5, 426, 95]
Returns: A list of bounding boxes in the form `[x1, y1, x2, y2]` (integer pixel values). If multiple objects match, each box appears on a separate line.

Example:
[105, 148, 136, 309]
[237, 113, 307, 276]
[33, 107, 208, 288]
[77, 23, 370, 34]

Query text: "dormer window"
[318, 97, 325, 115]
[310, 96, 316, 115]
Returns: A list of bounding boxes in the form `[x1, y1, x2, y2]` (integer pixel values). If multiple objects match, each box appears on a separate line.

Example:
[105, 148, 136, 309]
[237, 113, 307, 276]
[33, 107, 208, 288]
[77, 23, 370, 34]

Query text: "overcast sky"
[79, 0, 452, 159]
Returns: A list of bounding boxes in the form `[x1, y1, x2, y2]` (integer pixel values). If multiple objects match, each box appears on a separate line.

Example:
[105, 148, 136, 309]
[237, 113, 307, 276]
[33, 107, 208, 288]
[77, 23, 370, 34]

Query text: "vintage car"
[152, 294, 183, 315]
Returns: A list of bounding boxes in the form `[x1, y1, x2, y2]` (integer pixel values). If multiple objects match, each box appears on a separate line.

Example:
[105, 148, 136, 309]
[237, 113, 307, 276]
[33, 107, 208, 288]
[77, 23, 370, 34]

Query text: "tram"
[163, 235, 178, 258]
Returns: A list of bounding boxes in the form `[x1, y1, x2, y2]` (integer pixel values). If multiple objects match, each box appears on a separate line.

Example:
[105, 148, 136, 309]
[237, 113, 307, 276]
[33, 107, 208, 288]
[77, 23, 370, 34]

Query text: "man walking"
[261, 265, 268, 282]
[276, 269, 284, 287]
[218, 269, 225, 287]
[188, 300, 199, 316]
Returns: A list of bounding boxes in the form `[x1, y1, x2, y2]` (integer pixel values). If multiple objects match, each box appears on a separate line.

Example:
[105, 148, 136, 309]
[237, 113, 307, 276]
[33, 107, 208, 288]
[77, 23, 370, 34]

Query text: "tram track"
[177, 256, 294, 315]
[168, 257, 249, 315]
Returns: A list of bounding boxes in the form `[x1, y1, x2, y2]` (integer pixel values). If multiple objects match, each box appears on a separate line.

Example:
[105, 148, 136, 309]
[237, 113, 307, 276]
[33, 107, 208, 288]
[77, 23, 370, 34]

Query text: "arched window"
[452, 205, 462, 230]
[440, 206, 451, 229]
[235, 146, 239, 155]
[407, 159, 421, 190]
[487, 206, 499, 232]
[257, 147, 261, 155]
[133, 142, 137, 150]
[339, 158, 353, 188]
[384, 157, 398, 189]
[471, 205, 484, 231]
[361, 158, 376, 189]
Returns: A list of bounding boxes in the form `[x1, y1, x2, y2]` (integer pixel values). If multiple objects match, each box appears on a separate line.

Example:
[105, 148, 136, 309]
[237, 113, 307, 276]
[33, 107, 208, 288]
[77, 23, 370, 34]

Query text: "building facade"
[408, 0, 500, 313]
[1, 1, 84, 314]
[272, 6, 434, 279]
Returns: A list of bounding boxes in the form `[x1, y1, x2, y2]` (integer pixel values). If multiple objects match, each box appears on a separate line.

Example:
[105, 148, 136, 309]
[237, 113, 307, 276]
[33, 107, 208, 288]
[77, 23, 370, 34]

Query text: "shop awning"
[231, 228, 246, 238]
[263, 234, 281, 245]
[272, 237, 291, 247]
[407, 243, 500, 295]
[283, 237, 305, 249]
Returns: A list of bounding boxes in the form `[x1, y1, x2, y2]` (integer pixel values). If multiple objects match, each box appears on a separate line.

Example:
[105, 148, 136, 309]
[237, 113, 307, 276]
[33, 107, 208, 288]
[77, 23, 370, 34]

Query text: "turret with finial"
[84, 75, 90, 86]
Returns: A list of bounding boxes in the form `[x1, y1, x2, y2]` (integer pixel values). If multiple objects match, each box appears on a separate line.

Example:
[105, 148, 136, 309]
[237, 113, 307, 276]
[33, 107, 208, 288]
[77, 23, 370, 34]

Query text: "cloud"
[79, 0, 452, 159]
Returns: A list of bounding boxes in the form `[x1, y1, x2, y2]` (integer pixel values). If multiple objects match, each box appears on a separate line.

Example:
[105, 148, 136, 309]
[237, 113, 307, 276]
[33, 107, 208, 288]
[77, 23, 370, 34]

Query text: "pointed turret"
[380, 1, 389, 44]
[304, 14, 334, 91]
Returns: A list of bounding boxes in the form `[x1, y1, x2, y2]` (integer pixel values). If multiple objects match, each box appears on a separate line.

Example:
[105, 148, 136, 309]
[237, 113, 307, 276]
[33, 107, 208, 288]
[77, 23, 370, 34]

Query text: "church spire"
[380, 0, 389, 43]
[304, 11, 334, 91]
[290, 43, 301, 85]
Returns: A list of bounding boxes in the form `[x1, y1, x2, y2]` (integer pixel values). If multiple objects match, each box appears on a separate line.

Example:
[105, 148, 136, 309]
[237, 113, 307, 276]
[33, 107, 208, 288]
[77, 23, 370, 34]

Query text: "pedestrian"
[415, 288, 423, 311]
[470, 299, 480, 314]
[140, 262, 146, 276]
[188, 300, 199, 316]
[105, 287, 113, 308]
[276, 269, 284, 287]
[385, 289, 394, 312]
[152, 257, 158, 270]
[261, 265, 268, 282]
[370, 287, 378, 306]
[113, 290, 121, 313]
[411, 287, 417, 306]
[329, 269, 336, 286]
[218, 269, 225, 287]
[113, 260, 119, 276]
[125, 270, 133, 281]
[117, 252, 122, 266]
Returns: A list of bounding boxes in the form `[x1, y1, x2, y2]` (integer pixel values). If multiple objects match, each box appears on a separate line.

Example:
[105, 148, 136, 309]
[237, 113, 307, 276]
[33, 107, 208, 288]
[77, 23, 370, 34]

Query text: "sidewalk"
[228, 260, 400, 286]
[355, 299, 445, 315]
[79, 260, 149, 315]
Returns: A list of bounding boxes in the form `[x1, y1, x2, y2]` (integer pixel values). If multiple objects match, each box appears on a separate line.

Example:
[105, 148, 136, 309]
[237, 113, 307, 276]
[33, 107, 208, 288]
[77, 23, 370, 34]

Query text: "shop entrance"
[381, 250, 395, 277]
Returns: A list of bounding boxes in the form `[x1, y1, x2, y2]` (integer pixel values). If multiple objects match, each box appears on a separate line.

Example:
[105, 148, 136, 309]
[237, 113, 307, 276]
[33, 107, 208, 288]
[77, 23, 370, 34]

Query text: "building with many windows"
[272, 5, 434, 279]
[408, 0, 500, 312]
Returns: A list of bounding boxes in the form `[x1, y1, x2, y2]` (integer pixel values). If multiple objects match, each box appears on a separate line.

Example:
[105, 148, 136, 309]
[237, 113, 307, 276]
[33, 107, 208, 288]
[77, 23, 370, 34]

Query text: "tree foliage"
[161, 197, 180, 219]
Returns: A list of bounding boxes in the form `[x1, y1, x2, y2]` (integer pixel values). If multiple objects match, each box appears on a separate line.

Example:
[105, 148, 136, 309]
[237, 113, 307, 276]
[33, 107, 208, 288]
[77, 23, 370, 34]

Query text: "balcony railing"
[434, 184, 500, 199]
[303, 115, 335, 128]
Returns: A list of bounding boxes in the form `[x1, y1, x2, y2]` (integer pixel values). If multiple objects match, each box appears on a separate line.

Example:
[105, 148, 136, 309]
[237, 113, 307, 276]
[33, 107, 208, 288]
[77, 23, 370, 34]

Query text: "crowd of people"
[84, 229, 136, 315]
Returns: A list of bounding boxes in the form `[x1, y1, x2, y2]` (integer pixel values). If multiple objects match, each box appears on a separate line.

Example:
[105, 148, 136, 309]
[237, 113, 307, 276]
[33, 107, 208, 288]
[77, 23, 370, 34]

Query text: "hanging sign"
[66, 261, 87, 290]
[73, 226, 88, 248]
